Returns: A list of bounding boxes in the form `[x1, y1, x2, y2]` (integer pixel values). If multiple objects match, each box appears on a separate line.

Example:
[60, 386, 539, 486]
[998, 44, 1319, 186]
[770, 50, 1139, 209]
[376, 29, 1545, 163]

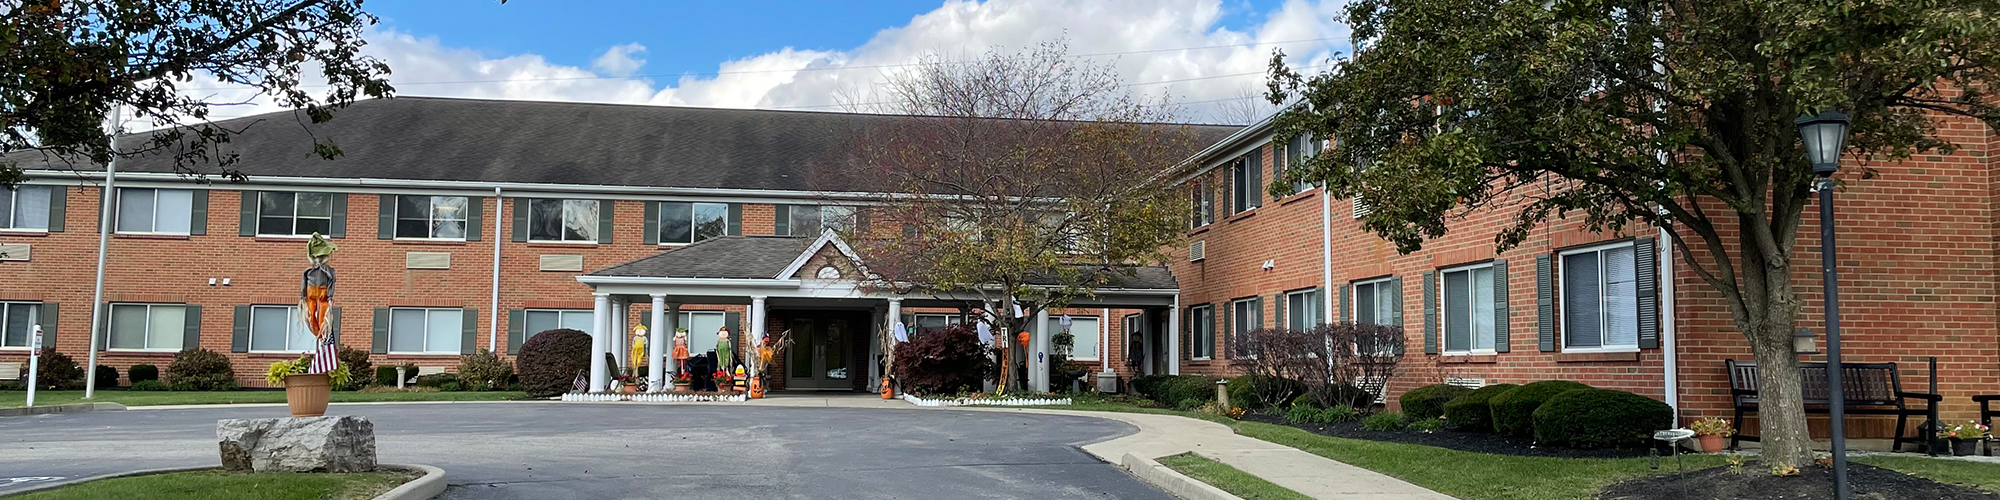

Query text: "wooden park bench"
[1975, 394, 1998, 456]
[1725, 359, 1941, 452]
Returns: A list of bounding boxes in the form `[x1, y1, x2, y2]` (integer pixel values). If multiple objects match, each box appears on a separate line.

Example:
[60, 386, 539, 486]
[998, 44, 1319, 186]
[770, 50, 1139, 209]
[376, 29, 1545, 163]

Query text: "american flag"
[309, 338, 339, 374]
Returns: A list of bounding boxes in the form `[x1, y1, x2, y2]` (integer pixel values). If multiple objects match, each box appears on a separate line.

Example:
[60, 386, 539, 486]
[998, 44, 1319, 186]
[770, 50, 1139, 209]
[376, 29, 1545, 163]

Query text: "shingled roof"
[10, 96, 1240, 193]
[588, 234, 1177, 290]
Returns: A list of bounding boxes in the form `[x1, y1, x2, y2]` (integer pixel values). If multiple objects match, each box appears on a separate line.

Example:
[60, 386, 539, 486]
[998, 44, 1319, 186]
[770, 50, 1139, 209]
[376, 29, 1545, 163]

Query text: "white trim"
[1189, 304, 1214, 361]
[774, 229, 876, 280]
[1438, 262, 1498, 354]
[1556, 240, 1642, 351]
[390, 195, 471, 241]
[245, 305, 317, 354]
[103, 303, 187, 352]
[30, 170, 919, 205]
[1350, 276, 1394, 325]
[0, 185, 55, 231]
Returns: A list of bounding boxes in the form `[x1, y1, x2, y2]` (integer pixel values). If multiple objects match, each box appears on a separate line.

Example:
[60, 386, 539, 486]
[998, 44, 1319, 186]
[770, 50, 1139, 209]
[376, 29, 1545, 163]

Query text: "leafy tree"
[1, 0, 403, 187]
[1267, 0, 1999, 466]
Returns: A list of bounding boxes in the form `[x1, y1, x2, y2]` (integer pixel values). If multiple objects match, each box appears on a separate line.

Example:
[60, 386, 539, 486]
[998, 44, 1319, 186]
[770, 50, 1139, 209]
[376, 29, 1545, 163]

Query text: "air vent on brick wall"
[539, 254, 584, 272]
[1189, 240, 1206, 262]
[0, 243, 27, 262]
[1445, 377, 1486, 389]
[1352, 196, 1373, 219]
[406, 252, 451, 270]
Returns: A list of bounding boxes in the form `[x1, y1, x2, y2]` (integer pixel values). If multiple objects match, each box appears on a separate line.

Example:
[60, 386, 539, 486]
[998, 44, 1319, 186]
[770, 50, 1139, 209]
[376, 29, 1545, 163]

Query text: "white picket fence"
[901, 394, 1071, 407]
[561, 392, 747, 403]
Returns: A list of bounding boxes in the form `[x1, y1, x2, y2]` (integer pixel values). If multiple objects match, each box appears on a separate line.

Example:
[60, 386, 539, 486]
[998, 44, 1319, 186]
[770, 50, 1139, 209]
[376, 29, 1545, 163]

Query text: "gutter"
[31, 170, 1049, 205]
[490, 187, 502, 354]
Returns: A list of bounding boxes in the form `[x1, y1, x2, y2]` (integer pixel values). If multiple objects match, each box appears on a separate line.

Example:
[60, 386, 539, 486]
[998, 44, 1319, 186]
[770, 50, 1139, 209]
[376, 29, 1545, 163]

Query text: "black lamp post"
[1796, 110, 1851, 500]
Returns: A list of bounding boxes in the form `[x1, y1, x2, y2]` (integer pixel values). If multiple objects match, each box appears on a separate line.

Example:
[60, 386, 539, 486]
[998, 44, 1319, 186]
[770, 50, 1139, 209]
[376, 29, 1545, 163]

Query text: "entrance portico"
[574, 231, 1180, 394]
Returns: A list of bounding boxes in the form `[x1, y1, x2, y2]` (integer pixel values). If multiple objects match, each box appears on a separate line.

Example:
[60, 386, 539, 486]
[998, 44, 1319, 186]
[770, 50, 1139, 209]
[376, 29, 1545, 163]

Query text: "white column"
[1101, 309, 1115, 376]
[1032, 308, 1050, 392]
[611, 299, 629, 369]
[590, 293, 611, 392]
[666, 302, 682, 376]
[749, 296, 767, 379]
[1141, 309, 1155, 376]
[885, 298, 902, 384]
[649, 294, 668, 392]
[1168, 298, 1182, 376]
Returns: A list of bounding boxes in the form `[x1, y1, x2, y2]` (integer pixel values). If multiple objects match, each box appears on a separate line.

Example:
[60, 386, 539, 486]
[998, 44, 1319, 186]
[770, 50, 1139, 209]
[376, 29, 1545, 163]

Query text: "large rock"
[217, 415, 377, 473]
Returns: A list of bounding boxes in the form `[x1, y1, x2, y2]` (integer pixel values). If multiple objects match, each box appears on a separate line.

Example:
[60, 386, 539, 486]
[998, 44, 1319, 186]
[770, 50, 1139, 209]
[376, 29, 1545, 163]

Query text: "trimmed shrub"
[415, 373, 458, 388]
[890, 325, 994, 395]
[1318, 405, 1358, 424]
[93, 365, 119, 389]
[166, 348, 238, 391]
[1532, 388, 1674, 448]
[128, 364, 160, 383]
[34, 351, 84, 390]
[516, 329, 592, 397]
[438, 381, 463, 392]
[129, 380, 167, 391]
[335, 345, 373, 390]
[374, 366, 401, 387]
[1442, 383, 1519, 432]
[458, 349, 512, 391]
[1227, 375, 1306, 410]
[1398, 384, 1472, 420]
[1408, 417, 1446, 433]
[1490, 380, 1592, 438]
[1139, 375, 1220, 409]
[1363, 411, 1407, 431]
[1129, 375, 1171, 397]
[0, 381, 24, 391]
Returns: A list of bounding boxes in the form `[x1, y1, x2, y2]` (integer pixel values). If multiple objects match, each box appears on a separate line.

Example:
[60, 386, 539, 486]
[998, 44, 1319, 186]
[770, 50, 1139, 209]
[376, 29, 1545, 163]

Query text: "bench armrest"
[1897, 391, 1943, 402]
[1974, 395, 2000, 403]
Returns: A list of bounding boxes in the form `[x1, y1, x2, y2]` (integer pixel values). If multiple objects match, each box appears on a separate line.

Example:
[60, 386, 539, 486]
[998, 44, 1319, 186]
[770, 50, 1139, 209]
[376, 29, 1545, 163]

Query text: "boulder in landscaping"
[217, 415, 377, 473]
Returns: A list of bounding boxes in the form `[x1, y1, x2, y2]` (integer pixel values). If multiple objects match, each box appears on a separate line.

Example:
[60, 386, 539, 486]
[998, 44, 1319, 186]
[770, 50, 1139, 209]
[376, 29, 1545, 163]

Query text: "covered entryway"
[778, 310, 867, 390]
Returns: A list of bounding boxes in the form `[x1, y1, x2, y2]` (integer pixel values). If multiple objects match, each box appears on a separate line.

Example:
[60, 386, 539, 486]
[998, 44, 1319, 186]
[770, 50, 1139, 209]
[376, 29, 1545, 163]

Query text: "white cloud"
[175, 0, 1348, 125]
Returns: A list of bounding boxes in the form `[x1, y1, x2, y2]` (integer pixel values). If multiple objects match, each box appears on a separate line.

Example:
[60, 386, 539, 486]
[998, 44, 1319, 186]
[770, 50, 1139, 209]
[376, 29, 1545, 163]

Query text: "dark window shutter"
[371, 308, 391, 354]
[46, 187, 66, 232]
[1389, 276, 1405, 326]
[1274, 293, 1287, 331]
[186, 190, 208, 235]
[1248, 152, 1263, 207]
[1493, 259, 1510, 353]
[512, 198, 529, 242]
[240, 190, 260, 237]
[328, 306, 342, 345]
[181, 305, 202, 350]
[465, 196, 483, 241]
[1635, 238, 1659, 349]
[507, 309, 525, 354]
[1223, 301, 1235, 358]
[1223, 168, 1235, 214]
[1422, 271, 1438, 354]
[724, 311, 742, 350]
[774, 205, 791, 236]
[231, 305, 251, 353]
[38, 302, 57, 350]
[461, 308, 479, 354]
[643, 201, 660, 244]
[596, 200, 614, 244]
[1338, 284, 1351, 322]
[1314, 288, 1326, 327]
[1536, 254, 1556, 352]
[726, 204, 743, 236]
[328, 193, 347, 238]
[377, 195, 395, 239]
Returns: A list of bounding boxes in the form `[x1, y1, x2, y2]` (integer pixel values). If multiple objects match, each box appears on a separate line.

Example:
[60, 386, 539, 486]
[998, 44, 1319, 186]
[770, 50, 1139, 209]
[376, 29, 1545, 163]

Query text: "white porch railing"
[901, 394, 1071, 407]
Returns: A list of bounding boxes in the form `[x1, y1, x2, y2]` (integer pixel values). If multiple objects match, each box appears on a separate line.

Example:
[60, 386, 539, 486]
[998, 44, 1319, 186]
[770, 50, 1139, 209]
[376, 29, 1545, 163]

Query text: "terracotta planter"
[1697, 434, 1726, 453]
[283, 373, 332, 418]
[674, 382, 691, 392]
[621, 382, 638, 394]
[1951, 438, 1980, 456]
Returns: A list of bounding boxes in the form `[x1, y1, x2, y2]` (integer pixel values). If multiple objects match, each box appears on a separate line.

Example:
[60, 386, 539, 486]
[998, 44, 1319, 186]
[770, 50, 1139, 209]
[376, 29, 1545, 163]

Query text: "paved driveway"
[0, 401, 1172, 499]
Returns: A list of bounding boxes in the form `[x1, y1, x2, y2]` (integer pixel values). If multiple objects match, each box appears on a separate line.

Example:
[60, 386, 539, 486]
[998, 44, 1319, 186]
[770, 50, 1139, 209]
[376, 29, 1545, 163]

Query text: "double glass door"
[786, 317, 851, 390]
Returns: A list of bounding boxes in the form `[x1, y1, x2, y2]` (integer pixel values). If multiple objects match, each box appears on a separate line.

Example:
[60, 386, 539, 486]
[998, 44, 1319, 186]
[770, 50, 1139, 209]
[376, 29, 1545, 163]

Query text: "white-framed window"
[388, 308, 462, 354]
[1189, 305, 1214, 360]
[1441, 264, 1498, 354]
[1052, 315, 1100, 361]
[525, 309, 594, 338]
[107, 304, 185, 351]
[0, 185, 53, 231]
[1353, 277, 1397, 325]
[786, 205, 857, 236]
[1230, 297, 1262, 358]
[258, 192, 334, 236]
[1284, 288, 1320, 330]
[912, 313, 961, 337]
[658, 202, 728, 245]
[1190, 181, 1212, 228]
[679, 311, 727, 354]
[248, 306, 319, 353]
[1560, 242, 1640, 351]
[115, 188, 194, 234]
[528, 199, 600, 243]
[1, 302, 40, 348]
[395, 195, 470, 240]
[1123, 313, 1142, 362]
[1285, 133, 1318, 194]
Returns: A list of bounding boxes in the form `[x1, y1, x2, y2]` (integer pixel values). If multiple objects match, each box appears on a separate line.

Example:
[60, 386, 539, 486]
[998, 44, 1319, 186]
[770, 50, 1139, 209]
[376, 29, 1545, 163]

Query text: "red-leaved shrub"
[891, 324, 994, 395]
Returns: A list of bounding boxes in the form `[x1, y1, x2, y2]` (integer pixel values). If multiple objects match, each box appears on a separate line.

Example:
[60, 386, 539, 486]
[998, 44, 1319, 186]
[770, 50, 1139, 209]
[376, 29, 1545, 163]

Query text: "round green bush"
[1141, 375, 1218, 408]
[127, 364, 160, 383]
[34, 351, 83, 390]
[1363, 411, 1407, 431]
[374, 366, 401, 387]
[1398, 384, 1473, 420]
[166, 348, 238, 391]
[1532, 388, 1674, 448]
[1227, 375, 1305, 410]
[515, 328, 592, 397]
[1129, 375, 1171, 398]
[93, 365, 119, 389]
[335, 345, 373, 390]
[458, 349, 512, 391]
[1441, 383, 1519, 432]
[128, 380, 167, 391]
[1408, 417, 1445, 433]
[1490, 380, 1592, 438]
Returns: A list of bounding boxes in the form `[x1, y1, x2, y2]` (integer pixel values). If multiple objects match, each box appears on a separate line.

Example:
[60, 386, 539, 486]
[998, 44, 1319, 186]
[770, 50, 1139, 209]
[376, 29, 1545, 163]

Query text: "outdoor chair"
[1975, 395, 1999, 456]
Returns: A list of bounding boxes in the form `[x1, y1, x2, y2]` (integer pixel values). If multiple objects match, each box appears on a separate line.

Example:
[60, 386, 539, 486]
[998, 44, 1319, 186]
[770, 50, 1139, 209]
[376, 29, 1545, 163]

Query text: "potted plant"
[266, 355, 351, 418]
[1939, 420, 1991, 456]
[1690, 417, 1734, 453]
[672, 372, 693, 392]
[713, 369, 731, 393]
[614, 374, 638, 394]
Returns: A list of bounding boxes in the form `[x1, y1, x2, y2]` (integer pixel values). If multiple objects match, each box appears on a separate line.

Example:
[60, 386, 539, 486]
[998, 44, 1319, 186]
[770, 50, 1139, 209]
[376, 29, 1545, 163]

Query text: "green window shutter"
[1536, 254, 1556, 352]
[1635, 238, 1659, 349]
[240, 190, 260, 236]
[1222, 168, 1234, 214]
[328, 193, 347, 238]
[511, 198, 530, 242]
[231, 305, 251, 353]
[726, 203, 743, 236]
[377, 195, 395, 239]
[1338, 284, 1351, 323]
[1274, 293, 1286, 331]
[38, 302, 57, 350]
[328, 307, 342, 345]
[724, 312, 742, 350]
[642, 201, 660, 244]
[1314, 288, 1326, 327]
[1422, 271, 1438, 354]
[371, 308, 391, 354]
[507, 309, 526, 354]
[774, 205, 791, 236]
[188, 189, 208, 235]
[1493, 259, 1510, 353]
[181, 305, 202, 350]
[1223, 301, 1234, 357]
[46, 187, 66, 232]
[461, 308, 479, 354]
[464, 196, 483, 241]
[1389, 276, 1405, 326]
[596, 200, 614, 244]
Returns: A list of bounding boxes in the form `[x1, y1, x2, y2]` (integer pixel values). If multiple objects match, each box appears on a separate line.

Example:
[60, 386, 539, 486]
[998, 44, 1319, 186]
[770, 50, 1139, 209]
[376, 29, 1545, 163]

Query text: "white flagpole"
[83, 105, 120, 399]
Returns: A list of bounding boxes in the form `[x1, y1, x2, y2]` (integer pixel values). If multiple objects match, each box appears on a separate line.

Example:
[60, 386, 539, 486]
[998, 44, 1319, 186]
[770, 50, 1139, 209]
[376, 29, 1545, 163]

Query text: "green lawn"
[1158, 452, 1315, 500]
[1854, 455, 2000, 493]
[2, 390, 527, 408]
[12, 470, 410, 500]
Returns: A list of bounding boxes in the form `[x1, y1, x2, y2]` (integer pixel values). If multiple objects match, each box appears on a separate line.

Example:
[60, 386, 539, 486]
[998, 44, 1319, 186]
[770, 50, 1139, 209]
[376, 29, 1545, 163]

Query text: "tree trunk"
[1746, 321, 1813, 467]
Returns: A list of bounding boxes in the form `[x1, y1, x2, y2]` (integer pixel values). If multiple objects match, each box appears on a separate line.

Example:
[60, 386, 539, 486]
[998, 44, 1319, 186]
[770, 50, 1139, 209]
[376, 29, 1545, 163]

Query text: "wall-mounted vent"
[1189, 240, 1206, 262]
[1352, 197, 1374, 219]
[539, 254, 585, 272]
[0, 243, 28, 262]
[1445, 377, 1486, 389]
[406, 252, 451, 270]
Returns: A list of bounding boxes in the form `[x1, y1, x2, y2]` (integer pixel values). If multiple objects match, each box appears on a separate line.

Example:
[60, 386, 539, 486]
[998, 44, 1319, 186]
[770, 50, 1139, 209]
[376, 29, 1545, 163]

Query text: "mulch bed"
[1599, 463, 2000, 500]
[1241, 413, 1663, 458]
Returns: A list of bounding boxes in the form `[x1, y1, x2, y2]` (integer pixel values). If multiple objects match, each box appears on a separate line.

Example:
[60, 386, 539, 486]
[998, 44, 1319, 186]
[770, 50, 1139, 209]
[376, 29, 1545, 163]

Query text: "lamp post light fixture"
[1792, 328, 1818, 355]
[1796, 109, 1852, 500]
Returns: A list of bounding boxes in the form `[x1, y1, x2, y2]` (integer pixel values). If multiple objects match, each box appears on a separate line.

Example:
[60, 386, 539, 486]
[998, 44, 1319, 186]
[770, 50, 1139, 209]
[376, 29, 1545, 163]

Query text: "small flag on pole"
[309, 338, 339, 374]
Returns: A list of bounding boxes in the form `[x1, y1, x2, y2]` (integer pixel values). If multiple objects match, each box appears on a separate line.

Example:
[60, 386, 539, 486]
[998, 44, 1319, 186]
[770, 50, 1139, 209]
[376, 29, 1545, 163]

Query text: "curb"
[0, 463, 445, 500]
[0, 402, 125, 417]
[1119, 452, 1244, 500]
[0, 465, 212, 497]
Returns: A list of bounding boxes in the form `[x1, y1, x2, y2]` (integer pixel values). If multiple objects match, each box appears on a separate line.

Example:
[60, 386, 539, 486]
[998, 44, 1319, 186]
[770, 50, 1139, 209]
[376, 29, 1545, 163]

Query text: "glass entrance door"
[785, 317, 853, 390]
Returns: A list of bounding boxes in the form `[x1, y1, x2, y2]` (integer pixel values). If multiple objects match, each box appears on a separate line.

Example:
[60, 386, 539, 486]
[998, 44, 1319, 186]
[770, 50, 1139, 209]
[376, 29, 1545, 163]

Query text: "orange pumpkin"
[1017, 331, 1030, 347]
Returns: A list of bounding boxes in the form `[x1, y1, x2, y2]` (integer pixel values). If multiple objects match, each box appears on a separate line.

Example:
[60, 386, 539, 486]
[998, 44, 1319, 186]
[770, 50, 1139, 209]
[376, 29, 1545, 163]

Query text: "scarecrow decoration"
[629, 324, 648, 383]
[715, 327, 735, 372]
[300, 234, 340, 374]
[672, 328, 691, 374]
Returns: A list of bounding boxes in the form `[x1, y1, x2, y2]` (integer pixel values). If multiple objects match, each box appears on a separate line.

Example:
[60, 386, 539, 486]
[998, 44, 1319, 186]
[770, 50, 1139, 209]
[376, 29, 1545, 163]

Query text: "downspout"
[1322, 183, 1334, 323]
[490, 187, 502, 353]
[1659, 226, 1679, 420]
